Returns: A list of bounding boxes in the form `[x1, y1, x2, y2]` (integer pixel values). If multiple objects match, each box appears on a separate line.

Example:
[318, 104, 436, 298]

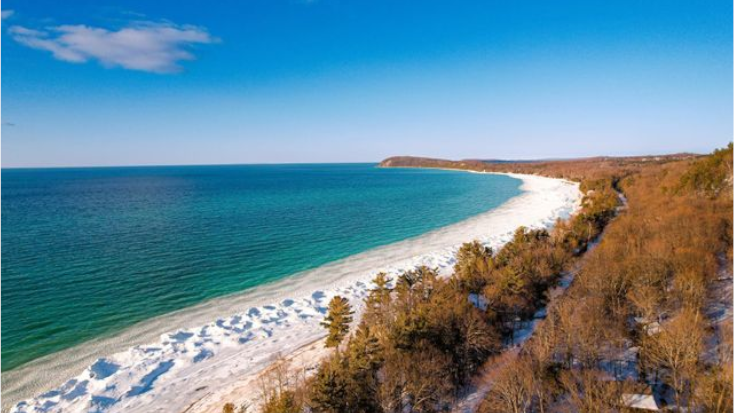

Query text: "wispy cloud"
[9, 21, 218, 73]
[2, 9, 14, 20]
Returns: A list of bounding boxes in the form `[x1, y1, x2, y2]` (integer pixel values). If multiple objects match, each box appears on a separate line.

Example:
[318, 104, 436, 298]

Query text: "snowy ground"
[6, 173, 581, 413]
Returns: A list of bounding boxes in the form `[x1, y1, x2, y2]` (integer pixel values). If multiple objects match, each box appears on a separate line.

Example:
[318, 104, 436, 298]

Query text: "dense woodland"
[379, 153, 699, 182]
[480, 144, 733, 413]
[225, 144, 732, 413]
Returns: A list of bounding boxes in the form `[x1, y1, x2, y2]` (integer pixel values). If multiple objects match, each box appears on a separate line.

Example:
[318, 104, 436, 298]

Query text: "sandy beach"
[6, 172, 581, 413]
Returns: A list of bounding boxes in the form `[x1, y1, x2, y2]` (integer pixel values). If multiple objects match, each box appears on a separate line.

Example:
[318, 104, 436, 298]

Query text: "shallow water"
[1, 163, 521, 371]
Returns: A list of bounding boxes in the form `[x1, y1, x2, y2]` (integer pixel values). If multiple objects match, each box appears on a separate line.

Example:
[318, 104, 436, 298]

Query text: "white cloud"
[2, 9, 14, 20]
[9, 21, 217, 73]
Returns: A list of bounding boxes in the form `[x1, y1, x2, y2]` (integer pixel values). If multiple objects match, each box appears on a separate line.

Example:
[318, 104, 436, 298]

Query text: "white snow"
[621, 393, 661, 411]
[6, 172, 581, 413]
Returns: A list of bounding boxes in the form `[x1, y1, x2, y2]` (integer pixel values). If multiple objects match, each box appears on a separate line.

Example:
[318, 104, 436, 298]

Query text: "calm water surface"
[1, 164, 521, 370]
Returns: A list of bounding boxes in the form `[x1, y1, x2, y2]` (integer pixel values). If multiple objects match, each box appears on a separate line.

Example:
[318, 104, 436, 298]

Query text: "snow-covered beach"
[6, 172, 581, 413]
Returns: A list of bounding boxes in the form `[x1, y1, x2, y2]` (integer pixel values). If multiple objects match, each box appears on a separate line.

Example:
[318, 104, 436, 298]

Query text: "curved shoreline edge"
[5, 172, 581, 413]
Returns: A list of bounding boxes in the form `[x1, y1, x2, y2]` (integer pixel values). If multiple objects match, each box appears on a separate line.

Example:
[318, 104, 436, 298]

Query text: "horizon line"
[0, 148, 709, 171]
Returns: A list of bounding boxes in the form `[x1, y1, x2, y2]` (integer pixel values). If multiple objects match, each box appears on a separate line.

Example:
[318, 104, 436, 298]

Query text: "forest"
[225, 144, 732, 413]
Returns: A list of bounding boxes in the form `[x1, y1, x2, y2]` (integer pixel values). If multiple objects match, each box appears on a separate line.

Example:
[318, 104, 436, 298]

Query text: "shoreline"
[6, 172, 581, 413]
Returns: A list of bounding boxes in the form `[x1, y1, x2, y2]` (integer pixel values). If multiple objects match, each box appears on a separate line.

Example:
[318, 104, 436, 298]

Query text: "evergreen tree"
[453, 241, 494, 304]
[262, 391, 301, 413]
[321, 296, 354, 348]
[308, 352, 349, 412]
[348, 324, 384, 372]
[345, 325, 383, 413]
[365, 272, 392, 326]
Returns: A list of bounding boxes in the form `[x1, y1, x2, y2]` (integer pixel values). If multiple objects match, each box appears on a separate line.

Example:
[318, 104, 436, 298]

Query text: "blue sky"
[2, 0, 732, 167]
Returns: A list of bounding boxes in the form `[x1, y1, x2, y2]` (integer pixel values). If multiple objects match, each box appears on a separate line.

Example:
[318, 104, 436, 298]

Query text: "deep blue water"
[1, 164, 521, 371]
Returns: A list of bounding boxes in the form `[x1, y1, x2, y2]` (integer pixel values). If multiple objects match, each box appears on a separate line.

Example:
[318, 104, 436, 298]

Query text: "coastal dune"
[6, 172, 581, 413]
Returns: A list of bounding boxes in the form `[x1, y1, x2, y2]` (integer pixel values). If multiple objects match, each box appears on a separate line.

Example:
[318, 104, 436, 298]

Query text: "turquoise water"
[1, 164, 521, 371]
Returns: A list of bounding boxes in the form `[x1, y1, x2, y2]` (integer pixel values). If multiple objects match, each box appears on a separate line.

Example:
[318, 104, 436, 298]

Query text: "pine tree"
[261, 390, 300, 413]
[348, 324, 383, 372]
[308, 352, 349, 413]
[321, 296, 354, 348]
[345, 325, 383, 413]
[366, 273, 392, 311]
[371, 272, 391, 295]
[453, 241, 494, 305]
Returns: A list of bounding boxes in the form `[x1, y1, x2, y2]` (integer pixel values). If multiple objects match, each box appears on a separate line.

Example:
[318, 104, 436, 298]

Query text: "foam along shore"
[7, 173, 581, 413]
